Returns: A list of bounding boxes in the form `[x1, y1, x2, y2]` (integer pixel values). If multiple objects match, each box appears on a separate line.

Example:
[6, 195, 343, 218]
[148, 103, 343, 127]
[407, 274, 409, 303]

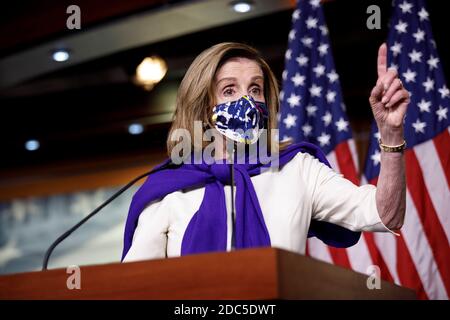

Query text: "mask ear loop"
[253, 102, 269, 135]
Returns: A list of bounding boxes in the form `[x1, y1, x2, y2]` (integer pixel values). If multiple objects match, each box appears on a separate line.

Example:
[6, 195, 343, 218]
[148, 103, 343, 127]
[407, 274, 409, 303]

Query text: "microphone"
[229, 142, 237, 250]
[230, 161, 236, 249]
[42, 160, 177, 271]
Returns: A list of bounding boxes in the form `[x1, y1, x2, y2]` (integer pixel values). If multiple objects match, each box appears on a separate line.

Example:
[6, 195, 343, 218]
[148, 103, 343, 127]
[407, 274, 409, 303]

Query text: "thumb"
[370, 82, 384, 106]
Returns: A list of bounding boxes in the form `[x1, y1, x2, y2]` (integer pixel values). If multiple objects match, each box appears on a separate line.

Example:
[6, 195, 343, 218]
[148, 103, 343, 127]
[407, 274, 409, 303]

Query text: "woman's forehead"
[215, 57, 263, 80]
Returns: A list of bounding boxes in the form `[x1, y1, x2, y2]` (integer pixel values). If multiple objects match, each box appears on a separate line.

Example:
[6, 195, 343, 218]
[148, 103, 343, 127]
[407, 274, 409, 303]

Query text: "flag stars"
[309, 0, 321, 8]
[413, 29, 425, 43]
[371, 150, 381, 166]
[427, 56, 439, 70]
[285, 49, 292, 60]
[312, 63, 325, 77]
[436, 106, 448, 121]
[306, 105, 318, 117]
[374, 131, 381, 140]
[395, 20, 408, 34]
[317, 132, 331, 147]
[412, 119, 427, 133]
[327, 70, 339, 83]
[418, 7, 429, 21]
[399, 1, 413, 13]
[321, 111, 332, 126]
[335, 117, 349, 132]
[319, 25, 328, 36]
[408, 49, 422, 63]
[302, 123, 313, 137]
[430, 39, 436, 48]
[289, 29, 296, 41]
[402, 69, 416, 83]
[318, 43, 329, 56]
[309, 84, 322, 97]
[438, 85, 449, 99]
[282, 70, 288, 81]
[422, 77, 434, 92]
[305, 16, 318, 29]
[283, 114, 297, 129]
[291, 73, 305, 87]
[296, 54, 309, 67]
[389, 63, 399, 71]
[390, 42, 402, 57]
[286, 93, 301, 108]
[417, 99, 431, 113]
[326, 90, 336, 103]
[301, 36, 314, 48]
[278, 1, 448, 158]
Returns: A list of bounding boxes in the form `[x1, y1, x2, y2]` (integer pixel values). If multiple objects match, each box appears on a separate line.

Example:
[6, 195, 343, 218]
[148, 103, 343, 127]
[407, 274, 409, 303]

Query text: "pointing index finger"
[377, 43, 388, 78]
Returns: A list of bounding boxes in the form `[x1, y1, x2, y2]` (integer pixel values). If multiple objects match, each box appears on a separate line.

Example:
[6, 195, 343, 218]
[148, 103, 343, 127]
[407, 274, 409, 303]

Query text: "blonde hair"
[167, 42, 289, 157]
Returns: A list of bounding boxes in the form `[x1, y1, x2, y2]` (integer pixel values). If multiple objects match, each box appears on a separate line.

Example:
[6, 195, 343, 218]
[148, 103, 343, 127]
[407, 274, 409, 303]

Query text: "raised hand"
[369, 43, 410, 145]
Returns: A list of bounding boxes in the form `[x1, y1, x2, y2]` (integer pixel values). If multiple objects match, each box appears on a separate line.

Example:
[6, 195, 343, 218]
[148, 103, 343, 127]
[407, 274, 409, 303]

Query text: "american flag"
[279, 0, 450, 300]
[364, 0, 450, 299]
[278, 0, 368, 275]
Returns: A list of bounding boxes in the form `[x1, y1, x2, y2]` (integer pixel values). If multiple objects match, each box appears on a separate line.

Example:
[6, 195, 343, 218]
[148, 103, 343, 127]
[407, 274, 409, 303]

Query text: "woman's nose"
[236, 89, 247, 98]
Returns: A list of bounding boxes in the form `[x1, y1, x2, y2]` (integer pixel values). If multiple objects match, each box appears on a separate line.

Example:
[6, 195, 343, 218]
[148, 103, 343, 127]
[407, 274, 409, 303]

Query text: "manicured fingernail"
[382, 96, 388, 103]
[386, 103, 390, 107]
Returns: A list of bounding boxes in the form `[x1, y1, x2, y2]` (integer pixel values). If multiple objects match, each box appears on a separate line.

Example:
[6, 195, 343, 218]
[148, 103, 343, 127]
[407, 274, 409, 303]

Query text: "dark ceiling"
[0, 0, 449, 174]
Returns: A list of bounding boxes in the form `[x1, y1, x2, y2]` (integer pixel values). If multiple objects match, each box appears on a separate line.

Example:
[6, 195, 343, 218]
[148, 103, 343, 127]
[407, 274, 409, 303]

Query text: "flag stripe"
[348, 139, 359, 172]
[432, 128, 450, 188]
[396, 233, 429, 299]
[362, 232, 395, 283]
[328, 248, 352, 269]
[335, 141, 359, 185]
[404, 190, 448, 299]
[326, 151, 339, 173]
[373, 232, 401, 284]
[405, 150, 450, 297]
[346, 236, 374, 275]
[307, 237, 334, 264]
[414, 138, 450, 243]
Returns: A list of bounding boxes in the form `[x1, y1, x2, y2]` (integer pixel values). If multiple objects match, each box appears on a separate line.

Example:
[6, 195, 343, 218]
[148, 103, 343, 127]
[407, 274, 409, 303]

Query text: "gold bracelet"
[378, 139, 407, 152]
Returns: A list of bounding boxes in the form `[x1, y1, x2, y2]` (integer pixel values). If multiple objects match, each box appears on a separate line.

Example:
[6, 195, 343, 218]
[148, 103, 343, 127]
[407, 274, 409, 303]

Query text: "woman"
[122, 42, 408, 262]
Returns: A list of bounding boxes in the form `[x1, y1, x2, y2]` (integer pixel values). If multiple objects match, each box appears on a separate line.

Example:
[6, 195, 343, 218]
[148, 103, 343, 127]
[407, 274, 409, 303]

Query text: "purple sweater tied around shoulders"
[121, 142, 360, 261]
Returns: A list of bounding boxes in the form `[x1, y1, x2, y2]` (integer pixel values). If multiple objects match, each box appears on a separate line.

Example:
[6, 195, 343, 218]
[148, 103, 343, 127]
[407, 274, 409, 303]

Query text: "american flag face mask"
[211, 95, 269, 144]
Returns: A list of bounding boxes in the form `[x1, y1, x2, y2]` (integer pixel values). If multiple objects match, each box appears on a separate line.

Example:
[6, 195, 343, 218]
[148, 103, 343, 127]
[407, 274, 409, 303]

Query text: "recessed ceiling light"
[25, 139, 40, 151]
[52, 49, 70, 62]
[231, 1, 253, 13]
[134, 56, 168, 91]
[128, 123, 144, 135]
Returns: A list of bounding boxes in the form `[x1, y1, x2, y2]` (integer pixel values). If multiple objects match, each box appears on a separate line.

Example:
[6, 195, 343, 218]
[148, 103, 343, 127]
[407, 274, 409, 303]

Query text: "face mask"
[211, 95, 269, 144]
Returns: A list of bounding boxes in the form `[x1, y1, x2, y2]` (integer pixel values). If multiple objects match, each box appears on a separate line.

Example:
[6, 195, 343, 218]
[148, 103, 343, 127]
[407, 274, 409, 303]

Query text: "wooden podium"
[0, 248, 416, 299]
